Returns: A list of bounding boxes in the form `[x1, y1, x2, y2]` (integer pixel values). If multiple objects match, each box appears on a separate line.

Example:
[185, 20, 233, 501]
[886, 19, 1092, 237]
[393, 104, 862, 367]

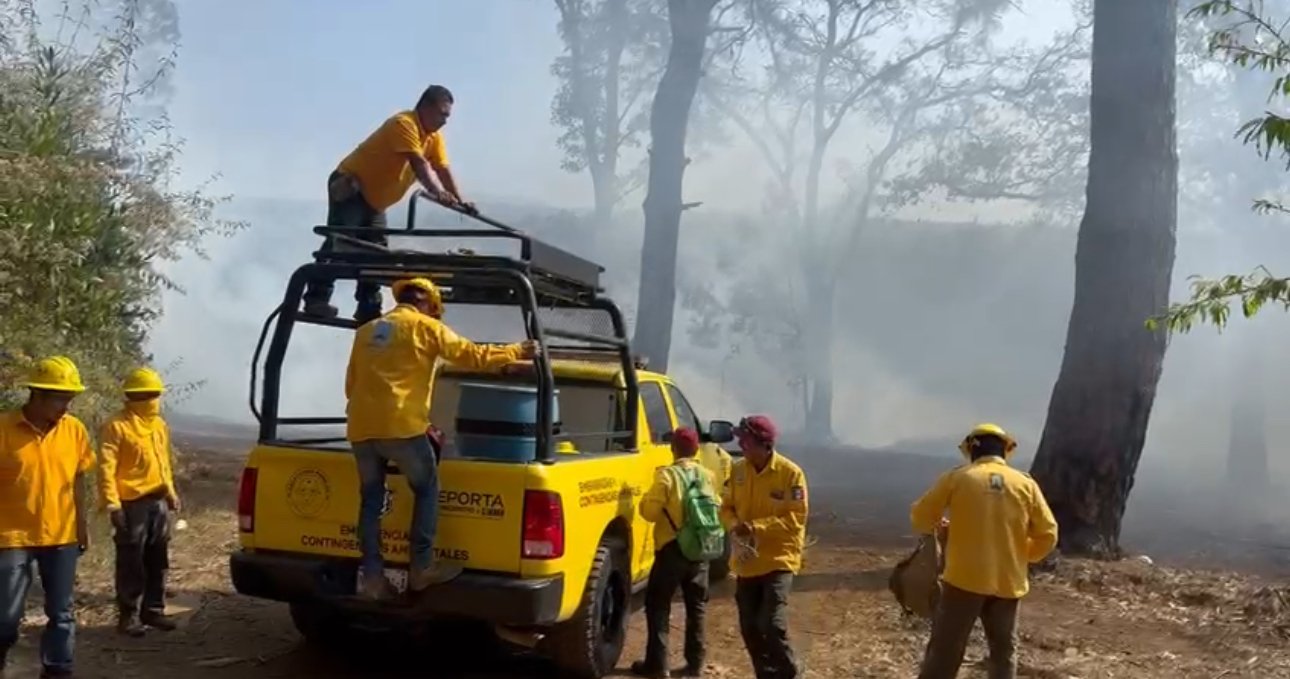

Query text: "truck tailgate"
[249, 446, 526, 574]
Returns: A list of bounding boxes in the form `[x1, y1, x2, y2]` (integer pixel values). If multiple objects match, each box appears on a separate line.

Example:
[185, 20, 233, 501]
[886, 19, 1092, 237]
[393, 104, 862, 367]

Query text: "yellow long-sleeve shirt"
[0, 411, 95, 548]
[910, 456, 1058, 599]
[697, 442, 732, 490]
[98, 404, 177, 511]
[638, 457, 719, 550]
[345, 304, 524, 443]
[720, 451, 809, 578]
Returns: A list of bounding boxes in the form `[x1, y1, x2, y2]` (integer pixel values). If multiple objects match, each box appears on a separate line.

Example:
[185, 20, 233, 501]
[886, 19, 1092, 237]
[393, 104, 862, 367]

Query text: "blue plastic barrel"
[455, 382, 561, 462]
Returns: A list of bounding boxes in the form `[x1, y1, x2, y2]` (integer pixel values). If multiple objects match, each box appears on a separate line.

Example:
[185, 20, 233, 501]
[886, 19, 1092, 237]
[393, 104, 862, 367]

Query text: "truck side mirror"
[707, 419, 735, 444]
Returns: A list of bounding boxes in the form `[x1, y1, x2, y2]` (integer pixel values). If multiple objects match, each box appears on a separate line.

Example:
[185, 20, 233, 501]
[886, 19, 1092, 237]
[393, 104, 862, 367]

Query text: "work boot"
[357, 573, 397, 601]
[39, 667, 73, 678]
[629, 660, 670, 678]
[141, 612, 178, 631]
[408, 562, 463, 592]
[302, 300, 338, 318]
[116, 614, 145, 638]
[677, 664, 704, 677]
[353, 304, 382, 325]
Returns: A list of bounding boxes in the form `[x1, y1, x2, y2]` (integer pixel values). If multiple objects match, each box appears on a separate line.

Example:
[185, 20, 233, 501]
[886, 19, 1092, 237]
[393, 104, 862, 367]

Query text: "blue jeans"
[353, 435, 439, 574]
[0, 545, 79, 672]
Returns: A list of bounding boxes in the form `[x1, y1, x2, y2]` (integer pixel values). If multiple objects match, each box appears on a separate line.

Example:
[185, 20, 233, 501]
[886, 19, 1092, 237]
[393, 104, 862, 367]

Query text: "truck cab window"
[640, 382, 674, 444]
[666, 384, 701, 433]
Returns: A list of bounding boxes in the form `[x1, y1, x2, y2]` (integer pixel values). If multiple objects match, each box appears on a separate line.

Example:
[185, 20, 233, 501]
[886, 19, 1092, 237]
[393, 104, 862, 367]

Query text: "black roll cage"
[248, 191, 641, 463]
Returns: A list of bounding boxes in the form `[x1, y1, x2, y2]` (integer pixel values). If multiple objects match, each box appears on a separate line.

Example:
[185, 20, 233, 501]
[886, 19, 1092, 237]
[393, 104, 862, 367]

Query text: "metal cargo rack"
[248, 191, 640, 462]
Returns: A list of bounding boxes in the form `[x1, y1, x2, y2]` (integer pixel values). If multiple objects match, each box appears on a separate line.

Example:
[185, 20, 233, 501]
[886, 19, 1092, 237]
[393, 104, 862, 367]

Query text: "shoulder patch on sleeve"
[791, 485, 805, 501]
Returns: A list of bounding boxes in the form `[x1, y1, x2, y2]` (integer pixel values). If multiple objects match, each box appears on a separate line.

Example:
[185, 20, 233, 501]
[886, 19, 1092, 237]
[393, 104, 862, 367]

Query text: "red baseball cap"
[735, 415, 778, 444]
[671, 428, 700, 450]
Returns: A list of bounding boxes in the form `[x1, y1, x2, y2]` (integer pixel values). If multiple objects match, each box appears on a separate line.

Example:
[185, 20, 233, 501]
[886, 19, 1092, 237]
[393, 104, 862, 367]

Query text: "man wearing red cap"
[721, 415, 807, 679]
[632, 428, 718, 678]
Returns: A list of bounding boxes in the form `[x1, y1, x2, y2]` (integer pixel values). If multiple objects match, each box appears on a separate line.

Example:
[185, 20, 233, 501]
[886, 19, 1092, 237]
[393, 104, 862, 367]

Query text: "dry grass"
[8, 444, 1290, 677]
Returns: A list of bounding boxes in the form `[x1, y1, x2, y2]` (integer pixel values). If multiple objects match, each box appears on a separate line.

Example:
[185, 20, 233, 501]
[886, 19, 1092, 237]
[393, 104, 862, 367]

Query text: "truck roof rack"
[249, 192, 641, 464]
[311, 191, 603, 306]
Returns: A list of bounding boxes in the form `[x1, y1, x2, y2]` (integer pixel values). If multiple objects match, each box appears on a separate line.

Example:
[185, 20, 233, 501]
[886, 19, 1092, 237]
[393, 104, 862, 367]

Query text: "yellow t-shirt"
[0, 410, 95, 548]
[337, 110, 450, 212]
[638, 458, 719, 550]
[910, 456, 1059, 599]
[720, 452, 809, 578]
[98, 406, 177, 510]
[345, 304, 524, 443]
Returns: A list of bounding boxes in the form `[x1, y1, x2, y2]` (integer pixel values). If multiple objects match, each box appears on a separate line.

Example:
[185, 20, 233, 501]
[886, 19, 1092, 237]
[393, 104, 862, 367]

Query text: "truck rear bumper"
[230, 551, 564, 626]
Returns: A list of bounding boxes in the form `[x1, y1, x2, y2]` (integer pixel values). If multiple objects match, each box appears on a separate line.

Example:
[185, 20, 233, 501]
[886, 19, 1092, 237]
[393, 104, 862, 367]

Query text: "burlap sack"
[889, 532, 944, 619]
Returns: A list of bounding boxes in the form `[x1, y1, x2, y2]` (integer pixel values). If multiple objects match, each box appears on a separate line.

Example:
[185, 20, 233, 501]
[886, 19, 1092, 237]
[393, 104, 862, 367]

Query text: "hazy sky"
[169, 0, 586, 206]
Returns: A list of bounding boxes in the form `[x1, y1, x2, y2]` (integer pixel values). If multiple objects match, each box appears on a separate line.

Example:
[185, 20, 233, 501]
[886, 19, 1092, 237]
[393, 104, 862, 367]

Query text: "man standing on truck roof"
[98, 368, 181, 638]
[721, 415, 807, 679]
[0, 357, 95, 678]
[345, 277, 536, 599]
[911, 423, 1058, 679]
[632, 428, 719, 678]
[304, 84, 474, 323]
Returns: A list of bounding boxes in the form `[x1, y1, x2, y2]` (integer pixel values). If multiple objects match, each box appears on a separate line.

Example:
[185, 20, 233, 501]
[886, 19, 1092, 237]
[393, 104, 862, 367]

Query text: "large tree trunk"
[802, 274, 836, 441]
[1029, 0, 1178, 557]
[632, 0, 717, 371]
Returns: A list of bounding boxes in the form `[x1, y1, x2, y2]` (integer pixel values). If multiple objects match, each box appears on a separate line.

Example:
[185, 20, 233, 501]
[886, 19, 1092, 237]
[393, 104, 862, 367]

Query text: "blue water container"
[455, 382, 560, 462]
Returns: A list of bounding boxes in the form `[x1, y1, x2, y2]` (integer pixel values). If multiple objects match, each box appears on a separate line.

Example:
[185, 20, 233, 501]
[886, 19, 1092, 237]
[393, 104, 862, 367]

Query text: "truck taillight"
[522, 490, 564, 560]
[237, 468, 258, 533]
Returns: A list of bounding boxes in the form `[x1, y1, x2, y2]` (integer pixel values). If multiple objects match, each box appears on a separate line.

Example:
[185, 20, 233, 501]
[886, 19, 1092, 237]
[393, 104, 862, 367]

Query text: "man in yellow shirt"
[0, 357, 95, 678]
[910, 423, 1059, 679]
[345, 277, 535, 599]
[99, 368, 180, 638]
[720, 415, 807, 679]
[304, 84, 472, 322]
[631, 428, 718, 678]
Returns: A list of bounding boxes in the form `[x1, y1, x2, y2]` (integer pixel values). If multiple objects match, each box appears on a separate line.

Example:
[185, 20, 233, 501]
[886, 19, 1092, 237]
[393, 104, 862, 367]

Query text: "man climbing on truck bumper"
[303, 84, 475, 323]
[344, 277, 535, 600]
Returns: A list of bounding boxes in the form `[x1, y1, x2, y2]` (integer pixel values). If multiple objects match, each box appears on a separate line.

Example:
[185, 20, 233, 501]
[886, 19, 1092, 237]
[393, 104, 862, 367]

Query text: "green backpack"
[664, 466, 726, 562]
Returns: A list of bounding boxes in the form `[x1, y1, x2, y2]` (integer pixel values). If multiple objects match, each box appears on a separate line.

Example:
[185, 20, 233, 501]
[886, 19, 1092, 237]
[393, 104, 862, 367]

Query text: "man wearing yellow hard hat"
[911, 423, 1059, 679]
[98, 367, 181, 638]
[0, 356, 96, 677]
[345, 277, 535, 599]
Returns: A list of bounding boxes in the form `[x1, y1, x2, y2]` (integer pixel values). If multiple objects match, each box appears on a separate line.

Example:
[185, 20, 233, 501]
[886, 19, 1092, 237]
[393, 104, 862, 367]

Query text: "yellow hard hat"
[959, 422, 1017, 459]
[556, 440, 578, 455]
[391, 277, 444, 316]
[123, 367, 166, 394]
[23, 356, 86, 393]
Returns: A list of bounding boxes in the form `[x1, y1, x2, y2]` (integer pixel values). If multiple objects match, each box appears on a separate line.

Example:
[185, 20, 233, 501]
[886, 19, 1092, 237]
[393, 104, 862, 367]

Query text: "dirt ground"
[6, 437, 1290, 678]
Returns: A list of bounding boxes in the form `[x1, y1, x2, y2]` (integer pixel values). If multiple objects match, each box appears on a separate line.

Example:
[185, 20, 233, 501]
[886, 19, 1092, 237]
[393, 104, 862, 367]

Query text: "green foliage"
[1152, 267, 1290, 332]
[1161, 1, 1290, 331]
[0, 0, 238, 425]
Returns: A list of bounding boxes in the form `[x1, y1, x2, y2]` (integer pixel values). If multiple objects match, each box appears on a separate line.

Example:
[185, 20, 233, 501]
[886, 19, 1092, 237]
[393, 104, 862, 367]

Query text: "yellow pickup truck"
[229, 202, 734, 678]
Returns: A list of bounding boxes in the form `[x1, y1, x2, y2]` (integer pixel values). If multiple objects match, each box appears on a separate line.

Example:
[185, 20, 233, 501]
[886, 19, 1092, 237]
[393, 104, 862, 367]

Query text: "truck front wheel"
[542, 537, 629, 679]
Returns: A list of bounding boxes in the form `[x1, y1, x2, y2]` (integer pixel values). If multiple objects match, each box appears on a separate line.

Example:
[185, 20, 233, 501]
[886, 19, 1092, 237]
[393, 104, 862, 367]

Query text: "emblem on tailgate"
[286, 469, 331, 518]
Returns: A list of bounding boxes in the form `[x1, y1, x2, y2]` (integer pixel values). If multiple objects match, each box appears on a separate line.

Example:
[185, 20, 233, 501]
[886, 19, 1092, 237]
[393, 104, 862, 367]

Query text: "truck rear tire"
[289, 600, 351, 647]
[542, 537, 629, 679]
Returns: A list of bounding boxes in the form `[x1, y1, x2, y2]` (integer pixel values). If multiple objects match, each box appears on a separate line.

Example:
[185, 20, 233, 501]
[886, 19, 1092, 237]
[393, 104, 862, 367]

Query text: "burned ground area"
[6, 439, 1290, 678]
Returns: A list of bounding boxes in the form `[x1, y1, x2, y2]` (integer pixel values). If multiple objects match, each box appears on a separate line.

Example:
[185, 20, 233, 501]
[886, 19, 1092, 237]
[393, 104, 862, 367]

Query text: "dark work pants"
[735, 571, 799, 679]
[918, 583, 1019, 679]
[114, 494, 171, 619]
[303, 170, 389, 318]
[643, 541, 709, 671]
